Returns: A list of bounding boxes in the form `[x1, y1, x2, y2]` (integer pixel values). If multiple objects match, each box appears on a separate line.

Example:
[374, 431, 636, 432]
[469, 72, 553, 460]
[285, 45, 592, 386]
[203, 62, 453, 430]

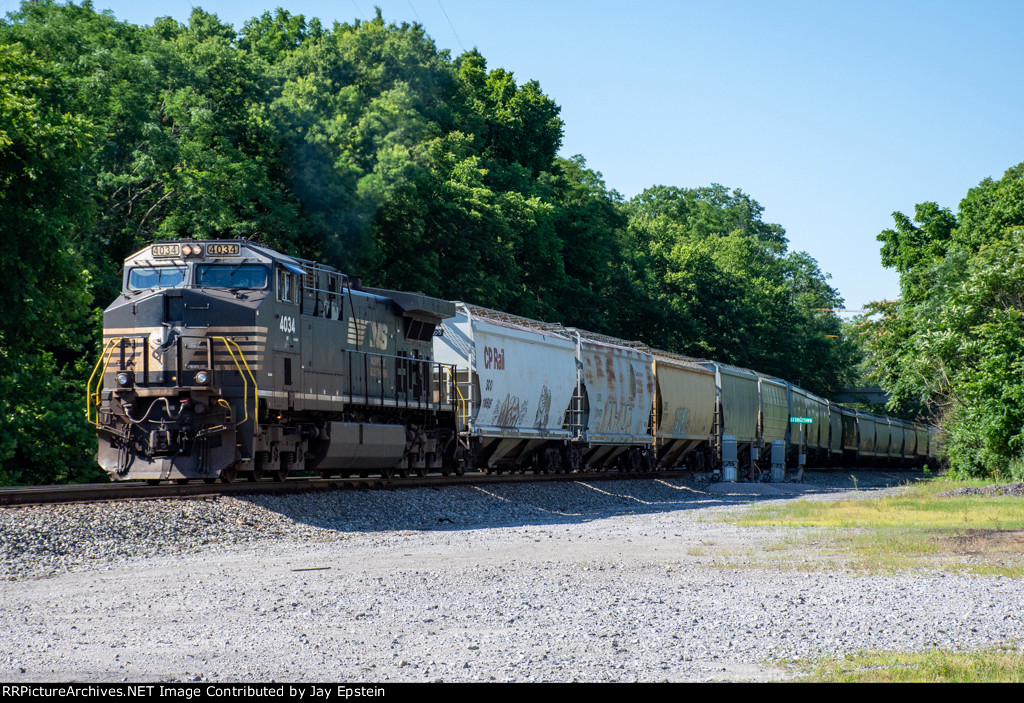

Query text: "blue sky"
[14, 0, 1023, 311]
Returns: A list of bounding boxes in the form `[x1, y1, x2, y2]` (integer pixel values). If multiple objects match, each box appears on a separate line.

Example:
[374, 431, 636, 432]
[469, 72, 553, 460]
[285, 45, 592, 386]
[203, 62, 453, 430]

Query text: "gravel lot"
[1, 471, 1022, 682]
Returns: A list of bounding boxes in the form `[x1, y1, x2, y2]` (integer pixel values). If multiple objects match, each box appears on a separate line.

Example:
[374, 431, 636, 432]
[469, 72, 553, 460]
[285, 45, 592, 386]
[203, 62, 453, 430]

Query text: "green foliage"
[0, 41, 101, 483]
[618, 185, 857, 397]
[871, 162, 1024, 478]
[877, 202, 956, 304]
[1, 0, 304, 301]
[539, 155, 627, 332]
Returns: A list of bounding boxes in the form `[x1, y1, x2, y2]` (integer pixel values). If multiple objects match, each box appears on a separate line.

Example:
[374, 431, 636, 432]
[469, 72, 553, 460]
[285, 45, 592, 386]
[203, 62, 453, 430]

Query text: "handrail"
[213, 336, 259, 431]
[202, 398, 233, 433]
[455, 381, 469, 431]
[86, 338, 121, 425]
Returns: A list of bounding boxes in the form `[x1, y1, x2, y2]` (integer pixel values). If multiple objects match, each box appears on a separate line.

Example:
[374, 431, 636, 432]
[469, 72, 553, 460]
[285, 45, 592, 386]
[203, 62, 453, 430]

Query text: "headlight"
[181, 244, 193, 256]
[195, 370, 209, 385]
[116, 372, 131, 386]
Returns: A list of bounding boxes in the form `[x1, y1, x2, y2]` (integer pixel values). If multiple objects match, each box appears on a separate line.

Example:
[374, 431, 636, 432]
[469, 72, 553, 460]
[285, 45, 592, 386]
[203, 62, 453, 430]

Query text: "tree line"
[1, 1, 859, 484]
[870, 162, 1024, 480]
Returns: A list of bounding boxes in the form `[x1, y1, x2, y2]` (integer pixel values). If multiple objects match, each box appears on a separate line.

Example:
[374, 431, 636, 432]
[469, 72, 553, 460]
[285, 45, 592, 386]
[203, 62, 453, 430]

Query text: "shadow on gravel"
[235, 470, 922, 536]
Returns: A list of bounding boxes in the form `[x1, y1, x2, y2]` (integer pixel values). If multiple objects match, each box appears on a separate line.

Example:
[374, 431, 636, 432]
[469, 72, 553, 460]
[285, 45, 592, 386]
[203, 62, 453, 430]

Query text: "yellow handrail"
[455, 381, 469, 431]
[86, 338, 121, 425]
[216, 398, 233, 422]
[87, 335, 260, 433]
[201, 398, 234, 433]
[214, 336, 259, 431]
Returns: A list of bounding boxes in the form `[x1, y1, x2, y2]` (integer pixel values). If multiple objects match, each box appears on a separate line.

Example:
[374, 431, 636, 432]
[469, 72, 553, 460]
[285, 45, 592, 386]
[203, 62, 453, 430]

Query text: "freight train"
[88, 240, 939, 483]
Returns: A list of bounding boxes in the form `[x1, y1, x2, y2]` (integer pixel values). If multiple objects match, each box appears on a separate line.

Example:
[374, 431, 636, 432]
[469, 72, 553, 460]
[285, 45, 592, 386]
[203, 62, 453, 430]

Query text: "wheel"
[251, 451, 271, 481]
[629, 449, 643, 473]
[275, 452, 295, 482]
[220, 466, 237, 483]
[562, 445, 581, 474]
[642, 451, 654, 472]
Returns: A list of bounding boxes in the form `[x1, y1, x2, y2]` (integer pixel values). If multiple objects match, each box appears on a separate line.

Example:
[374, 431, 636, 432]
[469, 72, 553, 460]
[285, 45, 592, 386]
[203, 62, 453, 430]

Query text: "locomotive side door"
[273, 263, 302, 410]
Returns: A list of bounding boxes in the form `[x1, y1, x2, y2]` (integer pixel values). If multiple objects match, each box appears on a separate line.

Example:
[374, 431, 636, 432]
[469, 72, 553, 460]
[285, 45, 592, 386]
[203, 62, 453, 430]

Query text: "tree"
[618, 184, 855, 397]
[870, 162, 1024, 478]
[0, 43, 98, 483]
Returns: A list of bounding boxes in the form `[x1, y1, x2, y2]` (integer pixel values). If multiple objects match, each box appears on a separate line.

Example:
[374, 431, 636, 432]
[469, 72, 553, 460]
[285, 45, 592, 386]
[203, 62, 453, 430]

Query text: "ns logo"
[347, 318, 389, 351]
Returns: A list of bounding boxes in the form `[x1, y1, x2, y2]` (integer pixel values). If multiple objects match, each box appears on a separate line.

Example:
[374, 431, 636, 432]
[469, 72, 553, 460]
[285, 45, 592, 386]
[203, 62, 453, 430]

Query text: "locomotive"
[89, 240, 939, 483]
[89, 240, 459, 482]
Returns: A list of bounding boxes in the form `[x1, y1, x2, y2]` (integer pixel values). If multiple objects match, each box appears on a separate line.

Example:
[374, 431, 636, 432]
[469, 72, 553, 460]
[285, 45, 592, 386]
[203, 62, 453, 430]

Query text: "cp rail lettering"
[483, 346, 505, 370]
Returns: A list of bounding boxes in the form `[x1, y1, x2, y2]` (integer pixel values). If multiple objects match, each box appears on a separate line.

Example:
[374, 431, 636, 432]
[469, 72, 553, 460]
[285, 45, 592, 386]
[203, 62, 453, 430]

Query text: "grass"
[788, 646, 1024, 682]
[720, 478, 1024, 576]
[738, 478, 1024, 529]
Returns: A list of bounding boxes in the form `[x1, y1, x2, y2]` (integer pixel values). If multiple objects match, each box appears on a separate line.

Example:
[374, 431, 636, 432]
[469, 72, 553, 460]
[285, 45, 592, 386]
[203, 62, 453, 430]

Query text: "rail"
[213, 336, 259, 430]
[89, 332, 459, 425]
[86, 337, 122, 425]
[325, 349, 457, 414]
[455, 382, 469, 430]
[87, 333, 259, 428]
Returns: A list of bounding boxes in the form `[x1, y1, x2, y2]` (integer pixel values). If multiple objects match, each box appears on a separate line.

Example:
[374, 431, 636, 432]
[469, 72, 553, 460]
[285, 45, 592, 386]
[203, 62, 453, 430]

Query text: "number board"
[207, 243, 241, 256]
[151, 244, 180, 258]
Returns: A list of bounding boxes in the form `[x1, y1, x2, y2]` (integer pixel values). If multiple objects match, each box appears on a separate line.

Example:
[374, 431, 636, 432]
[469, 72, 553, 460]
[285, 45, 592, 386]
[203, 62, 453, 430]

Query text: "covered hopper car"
[89, 240, 939, 483]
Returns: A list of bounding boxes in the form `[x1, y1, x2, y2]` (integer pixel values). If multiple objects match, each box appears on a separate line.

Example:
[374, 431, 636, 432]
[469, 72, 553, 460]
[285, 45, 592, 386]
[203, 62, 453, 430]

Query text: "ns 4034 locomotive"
[89, 240, 461, 482]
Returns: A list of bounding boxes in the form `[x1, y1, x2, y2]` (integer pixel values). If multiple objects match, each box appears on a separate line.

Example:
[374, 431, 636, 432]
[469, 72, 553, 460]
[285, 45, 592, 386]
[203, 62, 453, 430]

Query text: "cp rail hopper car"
[89, 240, 940, 483]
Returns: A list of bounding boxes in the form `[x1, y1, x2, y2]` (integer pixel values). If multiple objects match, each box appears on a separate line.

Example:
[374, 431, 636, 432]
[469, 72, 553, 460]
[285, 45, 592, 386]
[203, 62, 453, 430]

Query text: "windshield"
[195, 264, 269, 289]
[127, 266, 186, 291]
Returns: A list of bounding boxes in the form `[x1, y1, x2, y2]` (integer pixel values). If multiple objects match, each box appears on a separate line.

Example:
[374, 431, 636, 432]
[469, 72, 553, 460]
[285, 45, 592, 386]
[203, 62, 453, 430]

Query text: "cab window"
[127, 266, 186, 291]
[195, 264, 269, 289]
[276, 267, 298, 303]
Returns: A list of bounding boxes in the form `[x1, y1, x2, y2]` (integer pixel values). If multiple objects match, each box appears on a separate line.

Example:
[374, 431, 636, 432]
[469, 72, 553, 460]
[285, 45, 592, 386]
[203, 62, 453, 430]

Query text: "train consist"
[88, 240, 939, 483]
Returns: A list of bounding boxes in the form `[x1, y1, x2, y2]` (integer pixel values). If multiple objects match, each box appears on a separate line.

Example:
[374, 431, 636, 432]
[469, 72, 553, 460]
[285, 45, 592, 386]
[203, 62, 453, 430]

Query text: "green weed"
[790, 646, 1024, 682]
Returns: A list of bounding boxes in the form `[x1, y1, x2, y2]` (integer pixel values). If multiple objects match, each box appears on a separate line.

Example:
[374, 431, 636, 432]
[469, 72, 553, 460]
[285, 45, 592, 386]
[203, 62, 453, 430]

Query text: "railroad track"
[0, 468, 696, 507]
